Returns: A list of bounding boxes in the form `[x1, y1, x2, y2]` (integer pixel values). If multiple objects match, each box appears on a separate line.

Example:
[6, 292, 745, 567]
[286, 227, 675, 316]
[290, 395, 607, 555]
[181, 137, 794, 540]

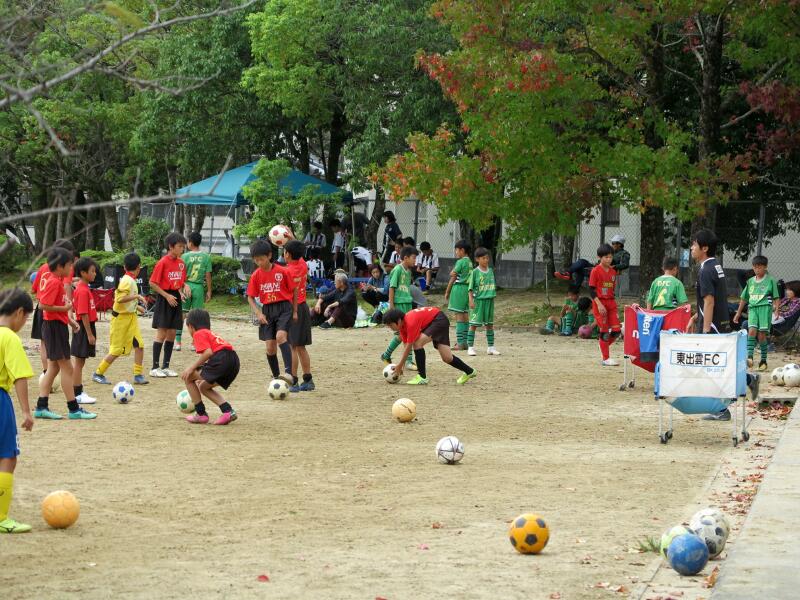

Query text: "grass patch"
[637, 535, 661, 554]
[206, 293, 252, 318]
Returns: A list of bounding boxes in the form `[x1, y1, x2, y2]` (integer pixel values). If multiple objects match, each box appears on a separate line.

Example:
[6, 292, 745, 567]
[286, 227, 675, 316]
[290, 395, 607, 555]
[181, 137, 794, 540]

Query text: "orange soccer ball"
[42, 490, 80, 529]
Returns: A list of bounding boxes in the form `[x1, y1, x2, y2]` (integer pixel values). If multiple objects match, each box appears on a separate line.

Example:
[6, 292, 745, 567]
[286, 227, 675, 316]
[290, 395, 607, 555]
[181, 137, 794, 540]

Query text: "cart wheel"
[666, 431, 673, 440]
[628, 381, 635, 389]
[660, 434, 669, 444]
[742, 431, 750, 442]
[732, 436, 739, 447]
[618, 384, 626, 391]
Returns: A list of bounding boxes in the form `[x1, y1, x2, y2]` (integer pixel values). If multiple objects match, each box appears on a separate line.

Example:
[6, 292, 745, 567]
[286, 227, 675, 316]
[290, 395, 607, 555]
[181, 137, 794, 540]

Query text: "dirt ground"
[4, 315, 789, 600]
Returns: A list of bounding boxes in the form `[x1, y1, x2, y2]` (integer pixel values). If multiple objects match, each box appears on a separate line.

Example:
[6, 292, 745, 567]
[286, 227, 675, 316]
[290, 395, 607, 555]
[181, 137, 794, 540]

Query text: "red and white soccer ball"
[269, 224, 292, 247]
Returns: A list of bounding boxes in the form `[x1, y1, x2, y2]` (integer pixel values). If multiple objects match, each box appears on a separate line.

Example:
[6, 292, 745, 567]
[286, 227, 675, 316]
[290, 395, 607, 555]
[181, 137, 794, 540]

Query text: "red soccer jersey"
[398, 306, 441, 344]
[39, 271, 69, 323]
[32, 263, 72, 297]
[589, 264, 617, 300]
[72, 281, 97, 322]
[150, 255, 186, 291]
[193, 329, 234, 354]
[247, 263, 295, 304]
[286, 259, 308, 303]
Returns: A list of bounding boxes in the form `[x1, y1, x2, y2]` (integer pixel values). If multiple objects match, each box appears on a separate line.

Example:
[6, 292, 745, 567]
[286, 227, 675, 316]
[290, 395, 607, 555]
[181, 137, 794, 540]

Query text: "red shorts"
[592, 299, 620, 333]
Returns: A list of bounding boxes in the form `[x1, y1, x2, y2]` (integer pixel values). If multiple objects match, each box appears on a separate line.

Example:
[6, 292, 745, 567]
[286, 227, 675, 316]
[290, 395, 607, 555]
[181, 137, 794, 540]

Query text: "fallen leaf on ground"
[432, 522, 443, 529]
[417, 543, 429, 550]
[549, 593, 561, 599]
[257, 574, 270, 582]
[703, 566, 719, 588]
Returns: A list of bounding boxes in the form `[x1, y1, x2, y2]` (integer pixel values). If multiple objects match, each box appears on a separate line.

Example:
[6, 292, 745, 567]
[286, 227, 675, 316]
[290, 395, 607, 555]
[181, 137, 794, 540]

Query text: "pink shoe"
[213, 411, 237, 426]
[186, 414, 209, 424]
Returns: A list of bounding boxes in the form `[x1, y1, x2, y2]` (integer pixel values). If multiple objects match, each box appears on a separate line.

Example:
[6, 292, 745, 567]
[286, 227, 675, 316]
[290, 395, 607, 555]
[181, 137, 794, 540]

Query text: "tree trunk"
[31, 185, 47, 252]
[639, 206, 664, 294]
[192, 205, 206, 234]
[101, 185, 124, 251]
[126, 199, 141, 247]
[561, 235, 575, 269]
[459, 219, 479, 254]
[543, 231, 556, 279]
[54, 190, 65, 241]
[366, 186, 386, 253]
[325, 109, 347, 185]
[85, 199, 104, 250]
[182, 205, 192, 237]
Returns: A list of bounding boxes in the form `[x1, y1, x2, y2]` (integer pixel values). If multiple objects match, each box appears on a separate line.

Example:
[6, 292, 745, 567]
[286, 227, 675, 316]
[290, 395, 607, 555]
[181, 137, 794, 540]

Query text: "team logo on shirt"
[274, 273, 283, 282]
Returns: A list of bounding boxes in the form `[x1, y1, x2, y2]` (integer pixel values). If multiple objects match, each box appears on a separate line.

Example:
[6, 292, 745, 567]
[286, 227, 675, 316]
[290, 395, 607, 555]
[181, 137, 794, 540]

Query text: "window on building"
[602, 203, 620, 226]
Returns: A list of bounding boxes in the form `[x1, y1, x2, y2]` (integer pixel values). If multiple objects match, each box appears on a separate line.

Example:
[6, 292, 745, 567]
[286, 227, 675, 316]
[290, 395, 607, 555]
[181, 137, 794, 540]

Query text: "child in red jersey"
[181, 309, 240, 425]
[35, 248, 95, 420]
[589, 243, 621, 366]
[284, 240, 314, 392]
[247, 240, 298, 383]
[382, 306, 477, 386]
[149, 232, 189, 378]
[70, 257, 99, 405]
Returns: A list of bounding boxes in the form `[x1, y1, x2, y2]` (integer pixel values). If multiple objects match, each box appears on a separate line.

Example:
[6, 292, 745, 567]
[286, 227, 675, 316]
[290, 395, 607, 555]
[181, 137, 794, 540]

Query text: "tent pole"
[208, 212, 215, 253]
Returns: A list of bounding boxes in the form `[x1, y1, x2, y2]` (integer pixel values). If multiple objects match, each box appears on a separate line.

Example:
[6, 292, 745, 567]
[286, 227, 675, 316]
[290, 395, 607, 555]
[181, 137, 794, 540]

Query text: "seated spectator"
[773, 280, 800, 336]
[402, 236, 416, 249]
[415, 242, 439, 290]
[306, 247, 325, 281]
[362, 265, 389, 307]
[314, 272, 357, 329]
[351, 245, 373, 276]
[387, 237, 404, 271]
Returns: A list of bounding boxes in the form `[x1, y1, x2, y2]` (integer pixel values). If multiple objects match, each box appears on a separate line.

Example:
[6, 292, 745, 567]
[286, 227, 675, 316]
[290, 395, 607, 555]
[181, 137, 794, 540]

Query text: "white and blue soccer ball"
[689, 507, 730, 558]
[112, 381, 135, 404]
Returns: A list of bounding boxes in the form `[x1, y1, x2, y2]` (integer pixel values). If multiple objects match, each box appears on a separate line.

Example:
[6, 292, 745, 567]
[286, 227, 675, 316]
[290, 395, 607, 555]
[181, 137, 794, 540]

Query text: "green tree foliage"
[129, 217, 171, 259]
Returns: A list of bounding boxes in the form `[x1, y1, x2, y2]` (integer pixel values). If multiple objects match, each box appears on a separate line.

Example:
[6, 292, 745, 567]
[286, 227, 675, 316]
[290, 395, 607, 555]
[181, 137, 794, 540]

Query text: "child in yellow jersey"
[0, 288, 35, 533]
[92, 253, 149, 385]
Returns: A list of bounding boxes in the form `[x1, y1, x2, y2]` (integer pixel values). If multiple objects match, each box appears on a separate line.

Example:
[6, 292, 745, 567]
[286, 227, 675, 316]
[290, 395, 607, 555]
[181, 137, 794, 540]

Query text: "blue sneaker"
[299, 380, 316, 392]
[133, 375, 149, 385]
[34, 408, 62, 420]
[68, 408, 97, 420]
[289, 384, 301, 393]
[92, 373, 111, 385]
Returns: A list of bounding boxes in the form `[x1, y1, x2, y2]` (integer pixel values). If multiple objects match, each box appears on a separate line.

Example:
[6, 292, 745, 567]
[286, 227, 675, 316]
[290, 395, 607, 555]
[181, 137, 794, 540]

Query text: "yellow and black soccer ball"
[508, 513, 550, 554]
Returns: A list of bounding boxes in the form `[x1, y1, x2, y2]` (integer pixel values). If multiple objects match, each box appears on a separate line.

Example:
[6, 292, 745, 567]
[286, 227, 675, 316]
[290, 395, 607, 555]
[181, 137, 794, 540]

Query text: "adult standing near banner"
[687, 229, 759, 420]
[380, 211, 402, 272]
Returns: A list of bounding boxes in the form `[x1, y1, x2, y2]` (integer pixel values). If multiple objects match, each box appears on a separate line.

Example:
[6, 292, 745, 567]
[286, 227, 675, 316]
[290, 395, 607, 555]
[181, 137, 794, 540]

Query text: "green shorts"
[748, 305, 773, 332]
[182, 282, 206, 311]
[573, 311, 590, 329]
[469, 298, 495, 326]
[394, 302, 413, 315]
[448, 283, 469, 313]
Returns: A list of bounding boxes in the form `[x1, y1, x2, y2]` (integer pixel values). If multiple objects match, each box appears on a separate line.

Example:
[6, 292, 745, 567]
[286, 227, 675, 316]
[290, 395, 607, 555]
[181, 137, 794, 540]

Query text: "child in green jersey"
[467, 247, 500, 356]
[176, 232, 212, 351]
[733, 255, 780, 371]
[541, 285, 586, 335]
[646, 257, 689, 311]
[444, 240, 472, 350]
[381, 246, 418, 369]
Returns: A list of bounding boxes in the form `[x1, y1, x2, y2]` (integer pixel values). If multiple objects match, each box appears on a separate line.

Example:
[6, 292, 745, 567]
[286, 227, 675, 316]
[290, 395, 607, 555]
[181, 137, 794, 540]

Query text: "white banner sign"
[658, 333, 739, 398]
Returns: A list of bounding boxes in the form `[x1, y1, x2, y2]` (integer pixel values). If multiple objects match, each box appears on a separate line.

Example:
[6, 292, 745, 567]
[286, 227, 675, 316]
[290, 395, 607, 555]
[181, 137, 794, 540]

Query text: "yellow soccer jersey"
[113, 274, 139, 314]
[0, 326, 33, 392]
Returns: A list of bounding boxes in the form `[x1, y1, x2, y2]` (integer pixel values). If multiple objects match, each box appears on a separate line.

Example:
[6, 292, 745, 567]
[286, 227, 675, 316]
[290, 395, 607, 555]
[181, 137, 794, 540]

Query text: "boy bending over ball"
[181, 309, 240, 425]
[0, 288, 35, 533]
[383, 307, 477, 386]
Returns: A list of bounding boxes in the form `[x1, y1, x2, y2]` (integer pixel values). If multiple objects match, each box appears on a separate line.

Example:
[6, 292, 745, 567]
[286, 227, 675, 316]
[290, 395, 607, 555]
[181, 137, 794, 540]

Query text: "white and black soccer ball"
[268, 225, 292, 248]
[435, 435, 464, 464]
[782, 364, 800, 387]
[112, 381, 135, 404]
[690, 507, 730, 558]
[771, 367, 785, 386]
[383, 364, 401, 384]
[268, 378, 290, 400]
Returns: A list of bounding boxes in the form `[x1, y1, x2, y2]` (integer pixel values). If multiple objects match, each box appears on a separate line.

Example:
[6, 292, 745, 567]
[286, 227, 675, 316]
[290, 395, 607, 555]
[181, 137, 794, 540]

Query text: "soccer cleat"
[559, 329, 573, 336]
[149, 368, 167, 378]
[381, 354, 391, 365]
[487, 347, 501, 355]
[554, 271, 571, 281]
[68, 408, 97, 420]
[133, 375, 149, 385]
[406, 359, 418, 372]
[758, 360, 768, 372]
[76, 393, 96, 405]
[747, 357, 754, 369]
[601, 358, 620, 366]
[214, 411, 237, 425]
[92, 373, 111, 385]
[186, 414, 210, 424]
[174, 342, 182, 352]
[467, 347, 477, 356]
[278, 373, 295, 385]
[161, 368, 178, 377]
[299, 380, 316, 392]
[702, 409, 731, 421]
[406, 375, 429, 385]
[289, 384, 301, 393]
[33, 408, 62, 420]
[0, 518, 32, 533]
[457, 370, 477, 385]
[318, 321, 332, 329]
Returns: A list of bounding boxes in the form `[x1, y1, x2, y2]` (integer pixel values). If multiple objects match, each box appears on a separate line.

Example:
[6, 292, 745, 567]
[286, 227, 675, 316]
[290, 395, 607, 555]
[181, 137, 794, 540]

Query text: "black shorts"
[31, 306, 43, 340]
[152, 291, 183, 330]
[200, 349, 240, 390]
[41, 320, 70, 361]
[422, 312, 451, 348]
[71, 322, 97, 358]
[289, 302, 312, 347]
[258, 301, 293, 341]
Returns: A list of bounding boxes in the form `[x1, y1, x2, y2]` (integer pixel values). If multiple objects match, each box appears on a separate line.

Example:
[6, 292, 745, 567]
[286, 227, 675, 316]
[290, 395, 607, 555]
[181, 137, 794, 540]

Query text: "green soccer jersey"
[183, 251, 212, 285]
[389, 265, 413, 305]
[647, 275, 688, 310]
[469, 267, 496, 300]
[742, 274, 779, 308]
[453, 256, 472, 284]
[564, 298, 578, 311]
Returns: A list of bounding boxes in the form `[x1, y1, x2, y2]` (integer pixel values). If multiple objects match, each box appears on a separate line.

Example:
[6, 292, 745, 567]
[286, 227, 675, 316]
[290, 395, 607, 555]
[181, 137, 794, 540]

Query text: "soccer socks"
[562, 312, 574, 334]
[162, 341, 174, 369]
[303, 373, 313, 383]
[133, 363, 143, 376]
[36, 396, 48, 410]
[67, 400, 79, 413]
[385, 334, 402, 358]
[152, 341, 163, 370]
[414, 349, 427, 379]
[449, 355, 474, 374]
[543, 318, 556, 333]
[486, 328, 495, 346]
[219, 402, 233, 414]
[195, 401, 208, 417]
[598, 337, 611, 361]
[96, 359, 110, 376]
[175, 329, 182, 343]
[266, 354, 280, 377]
[456, 321, 469, 347]
[73, 385, 83, 397]
[760, 340, 768, 362]
[747, 336, 756, 358]
[0, 472, 13, 521]
[279, 342, 293, 374]
[467, 328, 476, 348]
